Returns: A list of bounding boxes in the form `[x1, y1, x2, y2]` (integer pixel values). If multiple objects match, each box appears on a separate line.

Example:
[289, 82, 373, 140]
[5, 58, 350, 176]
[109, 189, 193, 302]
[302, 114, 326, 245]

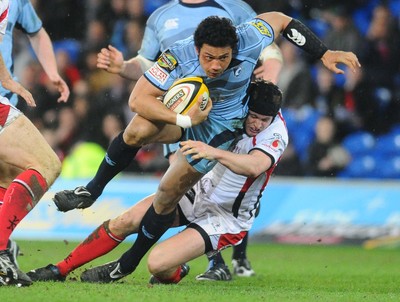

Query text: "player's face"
[244, 110, 273, 137]
[197, 44, 232, 78]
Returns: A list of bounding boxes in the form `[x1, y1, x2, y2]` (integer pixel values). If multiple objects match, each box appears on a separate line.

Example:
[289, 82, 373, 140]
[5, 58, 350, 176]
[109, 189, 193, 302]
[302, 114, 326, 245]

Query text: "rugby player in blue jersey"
[52, 9, 360, 283]
[56, 0, 283, 280]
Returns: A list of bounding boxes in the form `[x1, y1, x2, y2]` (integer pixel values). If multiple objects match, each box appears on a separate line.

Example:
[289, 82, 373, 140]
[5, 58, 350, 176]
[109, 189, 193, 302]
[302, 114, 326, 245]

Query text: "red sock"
[56, 220, 124, 276]
[0, 186, 6, 207]
[155, 266, 182, 284]
[0, 169, 47, 249]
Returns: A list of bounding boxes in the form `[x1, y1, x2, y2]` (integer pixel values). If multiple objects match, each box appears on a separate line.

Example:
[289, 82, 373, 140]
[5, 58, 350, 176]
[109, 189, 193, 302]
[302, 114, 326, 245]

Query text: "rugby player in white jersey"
[28, 80, 288, 284]
[0, 0, 70, 267]
[0, 0, 63, 287]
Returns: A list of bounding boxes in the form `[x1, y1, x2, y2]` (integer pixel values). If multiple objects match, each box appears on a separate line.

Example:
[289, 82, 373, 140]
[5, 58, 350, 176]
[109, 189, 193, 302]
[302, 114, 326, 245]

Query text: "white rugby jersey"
[192, 111, 288, 231]
[0, 0, 9, 38]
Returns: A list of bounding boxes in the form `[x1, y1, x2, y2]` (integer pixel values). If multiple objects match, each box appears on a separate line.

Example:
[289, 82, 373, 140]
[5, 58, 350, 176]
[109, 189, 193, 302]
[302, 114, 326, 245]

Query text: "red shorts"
[0, 96, 21, 133]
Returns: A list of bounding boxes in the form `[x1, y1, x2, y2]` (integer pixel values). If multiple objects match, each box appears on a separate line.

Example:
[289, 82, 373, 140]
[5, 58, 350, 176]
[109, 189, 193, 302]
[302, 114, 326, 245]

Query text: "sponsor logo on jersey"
[164, 18, 179, 30]
[234, 67, 242, 77]
[157, 51, 178, 71]
[262, 133, 284, 153]
[148, 64, 169, 85]
[250, 20, 272, 37]
[285, 28, 306, 46]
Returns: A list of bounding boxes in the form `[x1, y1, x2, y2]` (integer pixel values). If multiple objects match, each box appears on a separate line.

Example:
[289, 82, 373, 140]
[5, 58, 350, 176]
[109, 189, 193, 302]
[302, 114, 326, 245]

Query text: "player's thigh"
[123, 114, 182, 145]
[0, 115, 60, 174]
[148, 227, 205, 274]
[153, 151, 202, 212]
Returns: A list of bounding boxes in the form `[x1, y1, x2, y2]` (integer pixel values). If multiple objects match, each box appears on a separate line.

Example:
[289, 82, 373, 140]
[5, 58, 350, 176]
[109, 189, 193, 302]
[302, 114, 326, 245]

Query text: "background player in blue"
[0, 0, 70, 267]
[0, 0, 70, 105]
[54, 11, 360, 282]
[56, 0, 283, 280]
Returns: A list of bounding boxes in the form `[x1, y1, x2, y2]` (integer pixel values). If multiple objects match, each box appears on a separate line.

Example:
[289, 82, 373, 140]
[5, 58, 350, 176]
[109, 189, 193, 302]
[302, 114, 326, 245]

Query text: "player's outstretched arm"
[258, 12, 361, 74]
[28, 28, 70, 102]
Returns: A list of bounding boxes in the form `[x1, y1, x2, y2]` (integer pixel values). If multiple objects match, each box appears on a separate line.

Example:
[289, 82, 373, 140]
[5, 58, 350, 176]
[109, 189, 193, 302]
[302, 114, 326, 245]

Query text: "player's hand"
[97, 45, 124, 75]
[52, 76, 70, 103]
[1, 78, 36, 107]
[253, 58, 283, 83]
[186, 95, 212, 126]
[321, 50, 361, 74]
[180, 139, 217, 160]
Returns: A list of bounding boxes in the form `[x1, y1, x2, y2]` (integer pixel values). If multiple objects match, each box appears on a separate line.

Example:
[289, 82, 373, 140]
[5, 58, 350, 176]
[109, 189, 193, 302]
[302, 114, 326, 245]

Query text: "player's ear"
[195, 47, 200, 55]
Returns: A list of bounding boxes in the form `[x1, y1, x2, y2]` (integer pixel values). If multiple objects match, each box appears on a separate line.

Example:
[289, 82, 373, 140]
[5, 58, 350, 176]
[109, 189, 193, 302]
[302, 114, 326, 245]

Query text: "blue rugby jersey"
[145, 18, 275, 121]
[139, 0, 256, 61]
[0, 0, 42, 105]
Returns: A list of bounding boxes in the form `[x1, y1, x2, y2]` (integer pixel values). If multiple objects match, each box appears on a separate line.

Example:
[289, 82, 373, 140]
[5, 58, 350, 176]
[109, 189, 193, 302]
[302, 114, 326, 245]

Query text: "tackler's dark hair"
[247, 80, 282, 117]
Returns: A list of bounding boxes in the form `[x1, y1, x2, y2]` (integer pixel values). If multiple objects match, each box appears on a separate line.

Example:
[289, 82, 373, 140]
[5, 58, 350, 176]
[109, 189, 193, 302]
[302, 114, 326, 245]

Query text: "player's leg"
[232, 204, 261, 277]
[232, 232, 255, 277]
[0, 161, 23, 269]
[116, 150, 203, 275]
[53, 116, 182, 212]
[147, 227, 205, 284]
[28, 194, 156, 282]
[0, 115, 60, 286]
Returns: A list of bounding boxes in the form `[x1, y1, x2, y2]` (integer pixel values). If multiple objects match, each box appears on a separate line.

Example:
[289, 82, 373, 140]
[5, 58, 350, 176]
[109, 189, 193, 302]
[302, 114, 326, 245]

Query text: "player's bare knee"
[122, 126, 148, 146]
[147, 250, 167, 275]
[39, 153, 61, 186]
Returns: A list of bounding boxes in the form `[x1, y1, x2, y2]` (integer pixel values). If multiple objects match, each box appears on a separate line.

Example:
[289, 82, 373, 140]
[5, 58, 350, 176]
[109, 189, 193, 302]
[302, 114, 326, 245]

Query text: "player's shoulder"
[266, 111, 288, 141]
[146, 0, 180, 24]
[216, 0, 254, 12]
[215, 0, 256, 21]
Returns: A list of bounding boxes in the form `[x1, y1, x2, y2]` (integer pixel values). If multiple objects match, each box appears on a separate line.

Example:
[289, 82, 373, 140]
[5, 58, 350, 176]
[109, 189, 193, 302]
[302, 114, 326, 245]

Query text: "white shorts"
[0, 96, 22, 134]
[178, 183, 248, 256]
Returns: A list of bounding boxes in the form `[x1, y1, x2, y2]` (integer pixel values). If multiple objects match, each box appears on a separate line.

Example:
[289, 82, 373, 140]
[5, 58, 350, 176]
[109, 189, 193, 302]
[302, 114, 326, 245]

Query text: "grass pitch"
[3, 240, 400, 302]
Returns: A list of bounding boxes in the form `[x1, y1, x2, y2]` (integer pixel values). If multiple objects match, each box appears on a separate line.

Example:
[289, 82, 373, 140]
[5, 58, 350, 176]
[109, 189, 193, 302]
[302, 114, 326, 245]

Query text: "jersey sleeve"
[251, 113, 288, 165]
[138, 16, 162, 61]
[16, 0, 42, 35]
[144, 49, 179, 90]
[235, 18, 275, 62]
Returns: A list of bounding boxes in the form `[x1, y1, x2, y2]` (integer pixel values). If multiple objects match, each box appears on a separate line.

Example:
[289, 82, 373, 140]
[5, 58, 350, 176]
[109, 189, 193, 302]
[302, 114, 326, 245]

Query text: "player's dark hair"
[194, 16, 238, 50]
[247, 80, 282, 117]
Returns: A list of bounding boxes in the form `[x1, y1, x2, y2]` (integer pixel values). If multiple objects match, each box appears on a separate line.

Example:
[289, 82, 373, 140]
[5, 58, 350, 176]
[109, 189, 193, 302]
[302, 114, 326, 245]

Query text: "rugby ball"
[163, 77, 209, 114]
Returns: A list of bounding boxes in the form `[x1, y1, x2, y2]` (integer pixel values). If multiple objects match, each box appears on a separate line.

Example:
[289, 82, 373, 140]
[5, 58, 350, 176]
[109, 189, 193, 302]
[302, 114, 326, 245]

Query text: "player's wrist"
[118, 61, 127, 76]
[176, 114, 192, 128]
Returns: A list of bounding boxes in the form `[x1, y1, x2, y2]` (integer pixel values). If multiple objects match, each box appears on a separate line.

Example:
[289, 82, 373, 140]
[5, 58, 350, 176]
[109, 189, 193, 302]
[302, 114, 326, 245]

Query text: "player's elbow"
[245, 163, 271, 178]
[246, 167, 263, 178]
[128, 93, 139, 112]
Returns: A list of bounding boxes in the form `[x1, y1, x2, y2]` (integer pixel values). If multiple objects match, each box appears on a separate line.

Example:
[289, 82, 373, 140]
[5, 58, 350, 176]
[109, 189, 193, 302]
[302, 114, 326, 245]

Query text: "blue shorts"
[182, 116, 244, 174]
[163, 142, 180, 159]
